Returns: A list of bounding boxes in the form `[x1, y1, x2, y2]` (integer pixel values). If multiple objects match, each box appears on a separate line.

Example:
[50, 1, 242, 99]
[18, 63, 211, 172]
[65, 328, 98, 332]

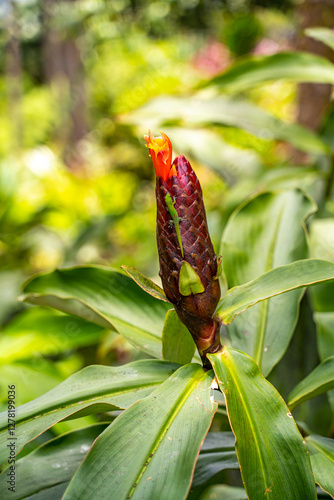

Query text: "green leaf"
[200, 485, 248, 500]
[305, 27, 334, 51]
[0, 360, 178, 468]
[306, 434, 334, 498]
[219, 190, 316, 375]
[288, 356, 334, 410]
[21, 266, 171, 358]
[314, 312, 334, 361]
[63, 364, 217, 500]
[125, 96, 328, 155]
[192, 432, 239, 487]
[0, 424, 108, 500]
[0, 308, 105, 363]
[308, 218, 334, 313]
[165, 127, 263, 183]
[179, 261, 205, 296]
[121, 265, 169, 302]
[208, 347, 317, 500]
[162, 309, 196, 365]
[217, 259, 334, 323]
[206, 51, 334, 93]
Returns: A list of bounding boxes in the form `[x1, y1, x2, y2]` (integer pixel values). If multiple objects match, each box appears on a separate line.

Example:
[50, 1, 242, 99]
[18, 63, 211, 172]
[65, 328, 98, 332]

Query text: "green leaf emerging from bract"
[179, 261, 205, 296]
[121, 265, 169, 302]
[63, 364, 217, 500]
[288, 356, 334, 410]
[208, 346, 317, 500]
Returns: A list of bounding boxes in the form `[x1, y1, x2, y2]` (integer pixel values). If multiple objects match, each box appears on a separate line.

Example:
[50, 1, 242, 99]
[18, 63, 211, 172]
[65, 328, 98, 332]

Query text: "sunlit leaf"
[208, 347, 317, 500]
[63, 364, 217, 500]
[0, 308, 105, 363]
[124, 95, 328, 155]
[206, 51, 334, 93]
[305, 27, 334, 51]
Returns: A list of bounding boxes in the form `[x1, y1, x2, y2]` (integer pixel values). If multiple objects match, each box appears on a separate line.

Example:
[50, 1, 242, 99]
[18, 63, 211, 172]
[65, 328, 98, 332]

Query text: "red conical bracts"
[145, 132, 222, 366]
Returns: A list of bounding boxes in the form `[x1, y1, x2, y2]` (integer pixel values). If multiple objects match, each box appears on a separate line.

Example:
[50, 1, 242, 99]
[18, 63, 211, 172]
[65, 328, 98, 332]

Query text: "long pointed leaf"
[63, 364, 217, 500]
[217, 259, 334, 325]
[208, 347, 317, 500]
[288, 356, 334, 410]
[123, 96, 328, 155]
[206, 51, 334, 93]
[21, 266, 170, 358]
[0, 360, 178, 468]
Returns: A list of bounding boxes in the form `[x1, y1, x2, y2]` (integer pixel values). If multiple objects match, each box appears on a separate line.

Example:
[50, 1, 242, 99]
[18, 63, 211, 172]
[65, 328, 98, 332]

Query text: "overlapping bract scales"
[156, 155, 221, 347]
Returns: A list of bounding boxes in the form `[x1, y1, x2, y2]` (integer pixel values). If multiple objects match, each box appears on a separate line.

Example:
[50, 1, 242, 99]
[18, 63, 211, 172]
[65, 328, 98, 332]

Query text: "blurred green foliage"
[1, 0, 334, 449]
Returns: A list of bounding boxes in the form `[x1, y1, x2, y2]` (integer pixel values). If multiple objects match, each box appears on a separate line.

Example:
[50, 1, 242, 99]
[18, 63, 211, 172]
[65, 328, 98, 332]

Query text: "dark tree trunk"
[40, 0, 87, 171]
[296, 0, 334, 133]
[5, 0, 23, 151]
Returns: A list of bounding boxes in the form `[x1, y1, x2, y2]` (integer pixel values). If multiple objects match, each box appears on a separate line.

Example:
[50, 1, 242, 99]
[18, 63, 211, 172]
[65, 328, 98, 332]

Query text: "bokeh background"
[1, 0, 334, 434]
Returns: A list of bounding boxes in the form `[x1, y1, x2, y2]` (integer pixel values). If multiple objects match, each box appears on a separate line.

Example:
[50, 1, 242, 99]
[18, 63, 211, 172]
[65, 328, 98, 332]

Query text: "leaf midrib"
[221, 354, 269, 494]
[0, 381, 163, 433]
[254, 205, 283, 367]
[126, 370, 211, 499]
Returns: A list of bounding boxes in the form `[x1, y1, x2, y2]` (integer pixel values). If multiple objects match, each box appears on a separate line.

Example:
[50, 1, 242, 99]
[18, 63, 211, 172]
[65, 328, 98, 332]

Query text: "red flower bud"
[145, 131, 222, 367]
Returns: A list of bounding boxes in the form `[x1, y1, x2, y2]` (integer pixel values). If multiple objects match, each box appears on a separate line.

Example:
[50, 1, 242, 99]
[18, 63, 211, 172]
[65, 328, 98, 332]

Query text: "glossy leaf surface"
[22, 266, 171, 358]
[63, 364, 217, 500]
[0, 360, 178, 468]
[219, 190, 315, 375]
[121, 265, 168, 302]
[288, 356, 334, 410]
[208, 347, 317, 500]
[162, 309, 196, 365]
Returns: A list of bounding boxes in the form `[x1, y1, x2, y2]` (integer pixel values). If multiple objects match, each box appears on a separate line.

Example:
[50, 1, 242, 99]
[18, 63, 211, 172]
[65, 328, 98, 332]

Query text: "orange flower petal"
[144, 130, 175, 181]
